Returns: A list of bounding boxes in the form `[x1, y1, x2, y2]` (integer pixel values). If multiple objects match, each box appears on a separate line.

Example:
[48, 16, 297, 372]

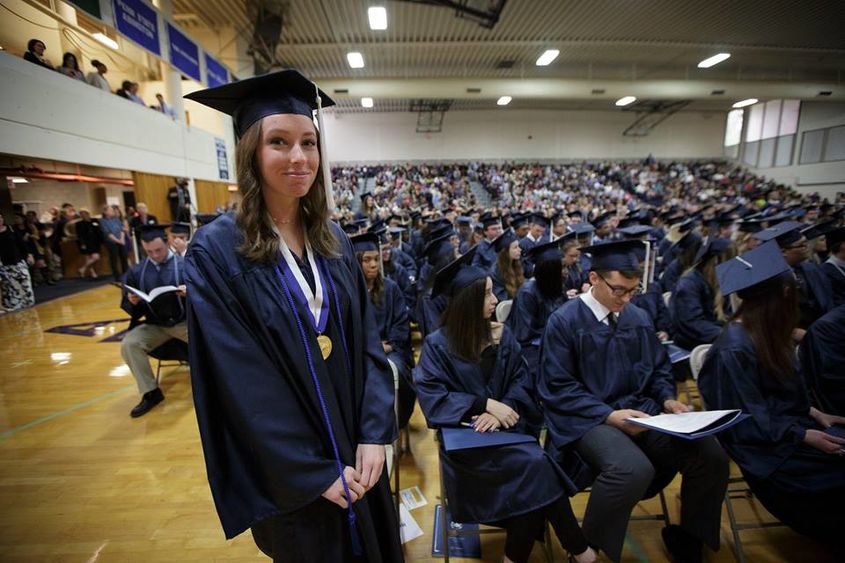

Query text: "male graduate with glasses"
[538, 239, 729, 563]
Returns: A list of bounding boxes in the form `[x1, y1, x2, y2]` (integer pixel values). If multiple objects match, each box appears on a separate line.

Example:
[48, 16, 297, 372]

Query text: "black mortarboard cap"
[753, 221, 804, 247]
[350, 232, 380, 253]
[826, 226, 845, 248]
[526, 239, 564, 264]
[800, 219, 837, 241]
[195, 213, 220, 227]
[531, 213, 549, 227]
[170, 222, 191, 235]
[360, 192, 375, 201]
[423, 233, 454, 263]
[479, 212, 501, 229]
[184, 69, 334, 138]
[694, 237, 732, 264]
[617, 225, 653, 239]
[716, 241, 791, 297]
[737, 218, 766, 234]
[139, 223, 169, 241]
[492, 228, 518, 254]
[581, 239, 643, 272]
[569, 223, 595, 236]
[510, 213, 529, 228]
[387, 226, 406, 238]
[456, 216, 472, 225]
[617, 217, 641, 229]
[567, 210, 584, 219]
[432, 247, 488, 299]
[592, 211, 614, 228]
[342, 222, 360, 234]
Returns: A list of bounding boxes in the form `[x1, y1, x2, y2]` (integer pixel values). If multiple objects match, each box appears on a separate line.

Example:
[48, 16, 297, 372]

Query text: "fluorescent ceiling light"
[732, 98, 758, 108]
[10, 176, 29, 183]
[497, 96, 512, 106]
[697, 53, 731, 68]
[361, 97, 374, 108]
[368, 7, 387, 30]
[347, 52, 365, 68]
[93, 32, 119, 50]
[535, 49, 559, 66]
[615, 96, 636, 107]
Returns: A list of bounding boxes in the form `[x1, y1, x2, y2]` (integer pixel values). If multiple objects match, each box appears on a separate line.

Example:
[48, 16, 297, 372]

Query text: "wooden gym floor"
[0, 284, 836, 562]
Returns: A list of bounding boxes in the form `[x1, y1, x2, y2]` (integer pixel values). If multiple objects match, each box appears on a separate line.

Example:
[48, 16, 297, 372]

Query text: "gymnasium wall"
[323, 108, 726, 163]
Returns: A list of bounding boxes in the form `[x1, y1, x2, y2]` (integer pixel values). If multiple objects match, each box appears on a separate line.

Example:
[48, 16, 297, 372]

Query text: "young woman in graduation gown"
[415, 251, 596, 563]
[183, 71, 403, 562]
[353, 233, 417, 429]
[670, 238, 734, 350]
[489, 228, 525, 301]
[698, 242, 845, 548]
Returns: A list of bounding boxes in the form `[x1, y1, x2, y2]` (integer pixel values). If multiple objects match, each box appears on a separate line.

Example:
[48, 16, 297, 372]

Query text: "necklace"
[271, 216, 293, 225]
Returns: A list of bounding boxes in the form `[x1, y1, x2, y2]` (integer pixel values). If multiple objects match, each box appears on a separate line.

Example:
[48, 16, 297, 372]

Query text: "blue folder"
[663, 342, 691, 364]
[826, 425, 845, 440]
[440, 427, 536, 452]
[431, 504, 481, 558]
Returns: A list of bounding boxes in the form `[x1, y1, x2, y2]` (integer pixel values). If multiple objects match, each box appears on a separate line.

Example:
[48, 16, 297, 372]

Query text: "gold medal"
[317, 334, 332, 360]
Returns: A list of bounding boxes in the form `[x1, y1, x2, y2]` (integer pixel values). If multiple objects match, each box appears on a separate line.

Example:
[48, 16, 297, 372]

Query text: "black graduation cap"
[617, 217, 641, 229]
[510, 213, 529, 229]
[753, 221, 804, 247]
[425, 224, 454, 243]
[350, 232, 380, 253]
[184, 69, 334, 138]
[360, 192, 375, 201]
[526, 239, 564, 264]
[569, 223, 595, 237]
[479, 212, 501, 229]
[422, 233, 454, 262]
[341, 222, 360, 234]
[491, 228, 518, 253]
[800, 219, 837, 241]
[531, 213, 549, 227]
[694, 237, 733, 264]
[456, 216, 472, 225]
[617, 225, 653, 238]
[567, 210, 584, 219]
[170, 222, 191, 235]
[367, 219, 387, 234]
[138, 223, 169, 241]
[737, 218, 766, 234]
[826, 226, 845, 248]
[592, 211, 614, 228]
[716, 241, 791, 297]
[580, 240, 642, 272]
[195, 213, 220, 227]
[432, 247, 488, 299]
[387, 226, 406, 239]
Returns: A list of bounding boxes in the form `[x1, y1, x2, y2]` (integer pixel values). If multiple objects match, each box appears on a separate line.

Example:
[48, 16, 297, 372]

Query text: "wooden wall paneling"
[131, 172, 176, 223]
[194, 180, 232, 213]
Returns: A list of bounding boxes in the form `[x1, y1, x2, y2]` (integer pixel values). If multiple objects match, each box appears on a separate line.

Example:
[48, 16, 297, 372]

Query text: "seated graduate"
[352, 232, 417, 429]
[538, 239, 729, 563]
[659, 220, 703, 294]
[416, 227, 459, 338]
[753, 221, 834, 337]
[799, 304, 845, 417]
[619, 226, 672, 341]
[471, 212, 502, 271]
[734, 218, 765, 254]
[489, 227, 525, 302]
[385, 225, 418, 281]
[820, 226, 845, 306]
[415, 250, 596, 563]
[120, 223, 188, 418]
[169, 222, 191, 258]
[670, 238, 735, 350]
[698, 242, 845, 547]
[183, 70, 402, 562]
[559, 232, 588, 294]
[508, 238, 572, 380]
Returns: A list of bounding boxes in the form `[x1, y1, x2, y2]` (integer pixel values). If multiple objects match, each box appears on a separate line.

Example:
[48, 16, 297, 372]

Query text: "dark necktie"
[606, 313, 617, 330]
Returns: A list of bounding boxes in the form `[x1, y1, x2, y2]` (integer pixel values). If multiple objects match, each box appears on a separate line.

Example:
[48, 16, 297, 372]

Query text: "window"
[779, 100, 800, 136]
[744, 141, 760, 166]
[724, 109, 743, 147]
[758, 138, 776, 168]
[761, 100, 781, 140]
[745, 104, 764, 142]
[774, 135, 794, 167]
[823, 125, 845, 161]
[800, 129, 825, 164]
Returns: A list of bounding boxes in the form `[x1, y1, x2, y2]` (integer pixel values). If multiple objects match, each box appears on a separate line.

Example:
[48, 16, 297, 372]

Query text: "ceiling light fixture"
[347, 52, 365, 69]
[368, 7, 387, 30]
[697, 53, 731, 68]
[615, 96, 636, 107]
[732, 98, 758, 108]
[9, 176, 29, 183]
[535, 49, 559, 66]
[361, 97, 374, 108]
[497, 96, 512, 106]
[93, 32, 119, 50]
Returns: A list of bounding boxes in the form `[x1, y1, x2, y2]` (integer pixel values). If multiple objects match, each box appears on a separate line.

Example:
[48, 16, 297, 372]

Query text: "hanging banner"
[215, 138, 229, 180]
[205, 53, 229, 88]
[166, 23, 201, 81]
[112, 0, 160, 55]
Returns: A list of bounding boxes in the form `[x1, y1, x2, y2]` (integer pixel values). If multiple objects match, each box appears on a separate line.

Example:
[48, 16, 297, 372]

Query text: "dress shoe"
[661, 524, 703, 563]
[130, 388, 164, 417]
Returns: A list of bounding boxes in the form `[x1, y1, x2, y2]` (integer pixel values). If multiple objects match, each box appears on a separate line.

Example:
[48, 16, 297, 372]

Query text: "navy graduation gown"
[122, 252, 186, 327]
[508, 279, 566, 380]
[538, 299, 675, 484]
[670, 270, 724, 349]
[185, 215, 401, 562]
[799, 304, 845, 416]
[471, 239, 497, 271]
[372, 277, 417, 428]
[794, 261, 834, 328]
[821, 260, 845, 306]
[631, 283, 671, 335]
[383, 260, 416, 318]
[659, 258, 683, 294]
[415, 326, 575, 523]
[391, 246, 417, 280]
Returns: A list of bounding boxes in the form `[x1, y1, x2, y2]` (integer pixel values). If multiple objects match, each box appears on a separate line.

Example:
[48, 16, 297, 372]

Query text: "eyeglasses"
[783, 241, 808, 250]
[599, 275, 641, 297]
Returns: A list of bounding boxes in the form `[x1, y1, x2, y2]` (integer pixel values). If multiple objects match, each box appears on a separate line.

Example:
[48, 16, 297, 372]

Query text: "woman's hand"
[486, 399, 519, 428]
[382, 341, 393, 354]
[803, 429, 845, 455]
[321, 466, 365, 509]
[663, 399, 691, 414]
[355, 443, 385, 491]
[809, 407, 845, 429]
[471, 413, 501, 433]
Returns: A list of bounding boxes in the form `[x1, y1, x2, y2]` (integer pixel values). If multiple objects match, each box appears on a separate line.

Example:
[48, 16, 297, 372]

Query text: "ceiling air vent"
[591, 89, 605, 95]
[818, 91, 832, 96]
[496, 60, 515, 69]
[466, 88, 482, 94]
[711, 90, 725, 95]
[333, 88, 349, 94]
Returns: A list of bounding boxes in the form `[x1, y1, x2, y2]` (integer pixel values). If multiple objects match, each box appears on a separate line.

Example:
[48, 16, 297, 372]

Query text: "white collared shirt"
[579, 286, 618, 325]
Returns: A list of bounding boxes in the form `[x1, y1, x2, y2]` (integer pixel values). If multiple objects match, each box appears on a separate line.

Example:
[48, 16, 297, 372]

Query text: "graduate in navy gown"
[659, 225, 702, 294]
[670, 238, 735, 350]
[560, 232, 588, 294]
[821, 226, 845, 306]
[415, 252, 596, 563]
[352, 233, 417, 429]
[754, 221, 834, 333]
[416, 229, 458, 338]
[538, 240, 728, 563]
[619, 226, 672, 340]
[508, 239, 571, 382]
[471, 212, 502, 271]
[489, 228, 525, 302]
[183, 70, 402, 562]
[799, 304, 845, 417]
[698, 242, 845, 548]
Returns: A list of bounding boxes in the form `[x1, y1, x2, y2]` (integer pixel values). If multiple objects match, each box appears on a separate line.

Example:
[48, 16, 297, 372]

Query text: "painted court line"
[0, 385, 136, 440]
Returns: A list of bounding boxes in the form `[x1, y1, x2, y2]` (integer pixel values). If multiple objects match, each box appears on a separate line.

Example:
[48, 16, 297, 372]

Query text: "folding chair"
[495, 299, 513, 323]
[148, 338, 189, 384]
[662, 291, 672, 307]
[689, 344, 786, 563]
[387, 359, 402, 514]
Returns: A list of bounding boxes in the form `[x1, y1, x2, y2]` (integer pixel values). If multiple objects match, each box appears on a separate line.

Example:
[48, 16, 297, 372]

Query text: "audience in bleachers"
[23, 38, 52, 70]
[56, 52, 85, 82]
[85, 60, 111, 92]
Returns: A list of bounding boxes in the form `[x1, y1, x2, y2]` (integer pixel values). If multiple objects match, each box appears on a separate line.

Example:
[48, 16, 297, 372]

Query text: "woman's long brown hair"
[695, 244, 736, 322]
[495, 246, 525, 299]
[441, 278, 491, 362]
[235, 118, 338, 263]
